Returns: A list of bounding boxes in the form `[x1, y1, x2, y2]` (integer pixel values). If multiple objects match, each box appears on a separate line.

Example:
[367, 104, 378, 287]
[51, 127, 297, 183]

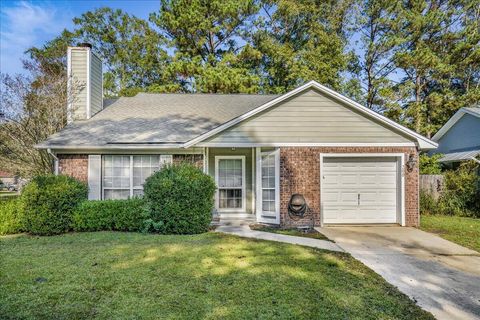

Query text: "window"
[216, 157, 245, 210]
[261, 153, 276, 213]
[102, 155, 172, 199]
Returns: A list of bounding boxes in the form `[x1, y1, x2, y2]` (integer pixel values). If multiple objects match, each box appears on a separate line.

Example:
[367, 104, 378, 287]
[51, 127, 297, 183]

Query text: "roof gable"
[201, 88, 415, 145]
[185, 81, 437, 149]
[432, 107, 480, 142]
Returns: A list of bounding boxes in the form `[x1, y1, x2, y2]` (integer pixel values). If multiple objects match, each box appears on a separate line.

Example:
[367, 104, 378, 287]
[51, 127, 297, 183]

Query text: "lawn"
[250, 224, 331, 241]
[0, 232, 432, 320]
[421, 215, 480, 252]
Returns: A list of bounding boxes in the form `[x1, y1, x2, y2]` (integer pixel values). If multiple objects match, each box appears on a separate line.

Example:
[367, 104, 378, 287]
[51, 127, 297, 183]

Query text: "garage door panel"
[322, 157, 398, 224]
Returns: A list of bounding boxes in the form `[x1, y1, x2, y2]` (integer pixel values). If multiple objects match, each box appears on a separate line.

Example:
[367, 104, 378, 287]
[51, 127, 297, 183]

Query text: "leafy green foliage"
[143, 163, 216, 234]
[72, 198, 149, 232]
[420, 161, 480, 218]
[22, 175, 87, 235]
[439, 162, 480, 217]
[141, 218, 165, 234]
[252, 0, 355, 93]
[419, 190, 437, 216]
[419, 153, 443, 174]
[0, 197, 24, 235]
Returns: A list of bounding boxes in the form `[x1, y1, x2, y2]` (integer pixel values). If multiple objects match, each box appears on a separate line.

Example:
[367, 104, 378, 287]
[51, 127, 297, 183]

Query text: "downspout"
[47, 148, 59, 175]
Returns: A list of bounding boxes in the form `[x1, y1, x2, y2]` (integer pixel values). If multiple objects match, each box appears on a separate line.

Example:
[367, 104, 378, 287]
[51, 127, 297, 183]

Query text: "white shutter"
[88, 155, 101, 200]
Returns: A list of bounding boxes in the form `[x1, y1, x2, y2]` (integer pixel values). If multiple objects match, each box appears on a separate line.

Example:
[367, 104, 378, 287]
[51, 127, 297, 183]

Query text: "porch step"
[218, 214, 255, 227]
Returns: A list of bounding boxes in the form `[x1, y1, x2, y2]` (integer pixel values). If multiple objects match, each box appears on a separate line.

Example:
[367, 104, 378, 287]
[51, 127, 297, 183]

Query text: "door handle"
[357, 193, 360, 206]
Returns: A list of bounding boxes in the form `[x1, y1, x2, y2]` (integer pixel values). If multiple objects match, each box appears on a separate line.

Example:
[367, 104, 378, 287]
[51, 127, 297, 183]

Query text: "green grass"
[420, 215, 480, 252]
[0, 232, 432, 320]
[250, 224, 331, 241]
[0, 191, 17, 197]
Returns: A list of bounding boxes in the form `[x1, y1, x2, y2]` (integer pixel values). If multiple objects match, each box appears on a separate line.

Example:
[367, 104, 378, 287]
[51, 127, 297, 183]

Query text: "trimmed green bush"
[72, 198, 149, 232]
[0, 197, 24, 235]
[144, 163, 216, 234]
[22, 175, 87, 235]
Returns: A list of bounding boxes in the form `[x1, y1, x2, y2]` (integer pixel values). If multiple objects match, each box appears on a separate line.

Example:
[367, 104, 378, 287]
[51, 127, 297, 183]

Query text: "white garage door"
[322, 157, 398, 224]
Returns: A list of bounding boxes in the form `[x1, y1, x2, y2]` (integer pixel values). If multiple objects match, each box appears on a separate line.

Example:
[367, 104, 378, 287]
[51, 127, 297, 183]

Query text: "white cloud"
[0, 1, 69, 75]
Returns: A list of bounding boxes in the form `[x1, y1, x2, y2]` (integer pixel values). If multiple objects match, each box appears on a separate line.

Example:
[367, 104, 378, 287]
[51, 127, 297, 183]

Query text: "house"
[36, 44, 437, 227]
[431, 107, 480, 165]
[0, 170, 17, 185]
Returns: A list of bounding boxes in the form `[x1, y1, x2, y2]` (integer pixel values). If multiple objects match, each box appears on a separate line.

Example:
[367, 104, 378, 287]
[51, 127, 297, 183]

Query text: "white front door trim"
[215, 155, 246, 213]
[256, 148, 280, 224]
[319, 153, 405, 226]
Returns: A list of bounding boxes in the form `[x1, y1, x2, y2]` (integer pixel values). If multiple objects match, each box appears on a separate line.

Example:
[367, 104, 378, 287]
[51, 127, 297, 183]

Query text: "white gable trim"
[432, 108, 480, 142]
[183, 81, 437, 150]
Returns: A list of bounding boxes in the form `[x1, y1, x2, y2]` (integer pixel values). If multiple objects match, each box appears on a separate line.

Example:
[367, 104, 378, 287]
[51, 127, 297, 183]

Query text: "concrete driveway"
[317, 226, 480, 320]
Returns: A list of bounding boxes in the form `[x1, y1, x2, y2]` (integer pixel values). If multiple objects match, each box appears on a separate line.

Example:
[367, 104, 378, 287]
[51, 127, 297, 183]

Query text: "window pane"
[132, 155, 160, 189]
[133, 189, 144, 197]
[261, 153, 277, 213]
[104, 189, 130, 200]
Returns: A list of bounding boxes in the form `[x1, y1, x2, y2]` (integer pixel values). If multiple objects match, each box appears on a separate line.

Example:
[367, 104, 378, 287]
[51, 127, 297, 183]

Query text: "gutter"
[47, 148, 59, 175]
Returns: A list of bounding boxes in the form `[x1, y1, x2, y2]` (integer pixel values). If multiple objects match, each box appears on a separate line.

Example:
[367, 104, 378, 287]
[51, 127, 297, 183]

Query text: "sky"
[0, 0, 160, 75]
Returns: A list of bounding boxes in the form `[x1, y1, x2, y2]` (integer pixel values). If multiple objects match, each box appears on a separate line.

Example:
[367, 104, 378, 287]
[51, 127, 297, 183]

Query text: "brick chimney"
[67, 43, 103, 122]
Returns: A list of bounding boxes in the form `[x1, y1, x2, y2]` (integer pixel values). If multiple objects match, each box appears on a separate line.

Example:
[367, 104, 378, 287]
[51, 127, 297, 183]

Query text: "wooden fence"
[419, 175, 444, 199]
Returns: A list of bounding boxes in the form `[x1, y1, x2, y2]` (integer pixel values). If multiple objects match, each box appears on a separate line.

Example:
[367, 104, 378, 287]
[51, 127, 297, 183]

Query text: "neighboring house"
[0, 170, 17, 185]
[431, 107, 480, 165]
[36, 44, 437, 227]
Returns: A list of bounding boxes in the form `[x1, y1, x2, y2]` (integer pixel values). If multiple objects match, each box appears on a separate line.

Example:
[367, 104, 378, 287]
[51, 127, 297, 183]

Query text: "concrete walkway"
[216, 225, 344, 252]
[317, 226, 480, 320]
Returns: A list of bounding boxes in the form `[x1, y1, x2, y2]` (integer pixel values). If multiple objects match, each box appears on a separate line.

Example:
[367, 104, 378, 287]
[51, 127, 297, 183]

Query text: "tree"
[251, 0, 357, 93]
[28, 8, 176, 97]
[0, 61, 82, 177]
[390, 0, 480, 137]
[150, 0, 261, 93]
[357, 0, 401, 111]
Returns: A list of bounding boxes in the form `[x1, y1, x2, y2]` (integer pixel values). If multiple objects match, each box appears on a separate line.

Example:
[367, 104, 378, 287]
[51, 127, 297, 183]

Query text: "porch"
[204, 147, 280, 225]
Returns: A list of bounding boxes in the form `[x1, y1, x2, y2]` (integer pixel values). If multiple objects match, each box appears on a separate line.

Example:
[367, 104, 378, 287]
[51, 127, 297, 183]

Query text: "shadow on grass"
[0, 232, 433, 319]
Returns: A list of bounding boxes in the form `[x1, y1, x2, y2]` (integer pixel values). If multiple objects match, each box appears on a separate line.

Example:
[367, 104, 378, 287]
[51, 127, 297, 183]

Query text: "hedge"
[72, 198, 149, 232]
[22, 175, 88, 235]
[144, 163, 216, 234]
[0, 197, 24, 235]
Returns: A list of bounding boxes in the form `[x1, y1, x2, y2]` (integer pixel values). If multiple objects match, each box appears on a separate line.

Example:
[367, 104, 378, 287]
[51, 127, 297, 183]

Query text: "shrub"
[438, 162, 480, 217]
[143, 163, 216, 234]
[419, 190, 437, 216]
[419, 153, 443, 175]
[72, 198, 149, 232]
[22, 175, 87, 235]
[0, 197, 24, 235]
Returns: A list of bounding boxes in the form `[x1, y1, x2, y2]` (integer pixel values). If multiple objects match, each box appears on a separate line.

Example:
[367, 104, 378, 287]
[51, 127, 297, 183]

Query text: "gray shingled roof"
[38, 93, 279, 148]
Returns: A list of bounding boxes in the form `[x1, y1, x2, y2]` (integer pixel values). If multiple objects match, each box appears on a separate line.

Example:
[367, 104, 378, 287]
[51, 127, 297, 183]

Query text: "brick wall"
[280, 147, 419, 227]
[172, 154, 204, 169]
[58, 154, 88, 183]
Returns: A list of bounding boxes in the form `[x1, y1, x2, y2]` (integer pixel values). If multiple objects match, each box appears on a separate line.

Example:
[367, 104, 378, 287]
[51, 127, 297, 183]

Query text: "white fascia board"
[183, 80, 438, 150]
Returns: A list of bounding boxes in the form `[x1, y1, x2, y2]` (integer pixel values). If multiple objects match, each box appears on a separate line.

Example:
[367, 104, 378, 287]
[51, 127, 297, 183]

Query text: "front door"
[215, 156, 246, 212]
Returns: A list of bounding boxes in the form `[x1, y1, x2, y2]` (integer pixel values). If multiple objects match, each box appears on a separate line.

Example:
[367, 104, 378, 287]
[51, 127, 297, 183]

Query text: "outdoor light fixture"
[406, 154, 417, 172]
